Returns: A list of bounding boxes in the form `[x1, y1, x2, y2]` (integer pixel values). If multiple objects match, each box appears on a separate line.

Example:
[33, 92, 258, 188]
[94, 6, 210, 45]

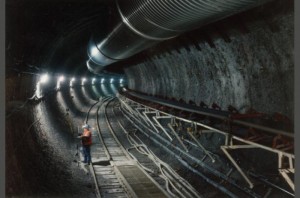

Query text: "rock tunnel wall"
[5, 75, 101, 197]
[6, 75, 36, 195]
[124, 0, 294, 121]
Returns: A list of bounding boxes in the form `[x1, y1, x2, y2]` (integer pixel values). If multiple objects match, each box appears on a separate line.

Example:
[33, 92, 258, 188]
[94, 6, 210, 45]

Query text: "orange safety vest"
[82, 130, 92, 146]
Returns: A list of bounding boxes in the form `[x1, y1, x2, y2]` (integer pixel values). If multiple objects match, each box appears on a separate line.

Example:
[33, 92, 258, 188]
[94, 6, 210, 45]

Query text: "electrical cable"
[119, 102, 246, 198]
[122, 124, 201, 197]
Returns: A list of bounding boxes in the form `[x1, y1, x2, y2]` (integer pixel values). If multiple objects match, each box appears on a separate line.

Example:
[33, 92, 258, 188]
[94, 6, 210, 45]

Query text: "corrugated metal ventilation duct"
[87, 0, 271, 74]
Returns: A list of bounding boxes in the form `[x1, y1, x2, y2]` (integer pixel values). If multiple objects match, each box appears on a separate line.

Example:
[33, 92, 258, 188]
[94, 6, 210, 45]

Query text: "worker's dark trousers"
[82, 145, 91, 164]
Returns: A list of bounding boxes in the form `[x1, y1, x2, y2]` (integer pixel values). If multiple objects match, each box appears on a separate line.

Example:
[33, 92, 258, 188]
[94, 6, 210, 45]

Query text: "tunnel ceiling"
[6, 0, 292, 78]
[5, 1, 295, 196]
[6, 0, 121, 77]
[5, 0, 294, 121]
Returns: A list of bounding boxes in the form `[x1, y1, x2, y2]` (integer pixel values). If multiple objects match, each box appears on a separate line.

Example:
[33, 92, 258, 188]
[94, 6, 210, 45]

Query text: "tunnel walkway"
[58, 84, 294, 198]
[80, 97, 173, 198]
[6, 78, 294, 198]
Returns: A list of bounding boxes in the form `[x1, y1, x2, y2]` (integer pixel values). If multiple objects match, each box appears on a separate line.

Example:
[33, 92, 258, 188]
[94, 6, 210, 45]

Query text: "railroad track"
[117, 102, 250, 198]
[81, 96, 128, 198]
[107, 99, 202, 198]
[78, 91, 294, 198]
[82, 96, 203, 198]
[116, 95, 295, 198]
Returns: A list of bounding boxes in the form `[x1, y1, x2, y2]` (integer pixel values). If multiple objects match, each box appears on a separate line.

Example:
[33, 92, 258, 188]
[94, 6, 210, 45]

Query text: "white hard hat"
[82, 124, 90, 129]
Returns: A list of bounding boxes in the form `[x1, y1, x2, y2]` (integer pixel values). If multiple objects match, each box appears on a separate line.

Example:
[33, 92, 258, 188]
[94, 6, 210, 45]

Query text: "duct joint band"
[116, 0, 177, 41]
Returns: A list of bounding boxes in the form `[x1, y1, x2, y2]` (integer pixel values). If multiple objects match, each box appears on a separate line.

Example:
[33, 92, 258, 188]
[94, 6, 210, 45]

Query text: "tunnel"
[5, 0, 294, 197]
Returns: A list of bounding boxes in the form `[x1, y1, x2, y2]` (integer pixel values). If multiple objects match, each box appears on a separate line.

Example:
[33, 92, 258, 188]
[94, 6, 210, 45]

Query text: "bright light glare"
[70, 78, 75, 87]
[81, 78, 86, 85]
[58, 76, 65, 82]
[40, 74, 49, 84]
[101, 78, 105, 83]
[110, 78, 114, 83]
[120, 78, 124, 83]
[91, 46, 98, 56]
[56, 76, 64, 90]
[36, 82, 42, 98]
[92, 78, 96, 85]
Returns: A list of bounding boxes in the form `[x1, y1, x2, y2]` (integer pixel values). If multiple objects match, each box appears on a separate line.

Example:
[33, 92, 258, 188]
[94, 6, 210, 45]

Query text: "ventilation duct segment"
[87, 0, 271, 74]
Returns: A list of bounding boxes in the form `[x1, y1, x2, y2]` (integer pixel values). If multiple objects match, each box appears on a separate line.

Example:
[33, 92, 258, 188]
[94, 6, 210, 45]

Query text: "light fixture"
[70, 77, 75, 87]
[91, 46, 99, 57]
[58, 75, 65, 82]
[81, 78, 86, 86]
[101, 78, 105, 83]
[92, 78, 96, 85]
[110, 78, 114, 83]
[56, 75, 65, 90]
[36, 73, 49, 98]
[120, 78, 124, 83]
[40, 74, 49, 84]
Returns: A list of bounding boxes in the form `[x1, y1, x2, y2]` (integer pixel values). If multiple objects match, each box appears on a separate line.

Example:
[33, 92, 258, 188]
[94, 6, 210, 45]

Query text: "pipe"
[87, 0, 271, 73]
[248, 172, 294, 197]
[120, 105, 261, 197]
[124, 91, 294, 138]
[121, 108, 240, 198]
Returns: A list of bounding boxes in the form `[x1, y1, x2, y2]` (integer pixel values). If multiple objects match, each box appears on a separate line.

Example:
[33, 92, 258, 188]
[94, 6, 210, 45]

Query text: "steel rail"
[248, 172, 294, 197]
[119, 95, 295, 194]
[90, 96, 133, 198]
[119, 104, 262, 198]
[111, 100, 201, 198]
[104, 98, 171, 198]
[95, 96, 114, 161]
[85, 97, 118, 198]
[120, 106, 241, 198]
[104, 98, 134, 160]
[84, 98, 107, 198]
[84, 100, 100, 124]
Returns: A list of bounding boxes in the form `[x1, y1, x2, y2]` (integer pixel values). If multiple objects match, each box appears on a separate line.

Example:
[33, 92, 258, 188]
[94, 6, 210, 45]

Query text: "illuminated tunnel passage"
[6, 86, 97, 197]
[5, 0, 294, 197]
[5, 74, 294, 197]
[6, 79, 126, 197]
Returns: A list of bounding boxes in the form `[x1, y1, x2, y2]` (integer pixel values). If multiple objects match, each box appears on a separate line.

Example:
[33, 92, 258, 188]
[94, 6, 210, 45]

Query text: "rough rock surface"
[125, 0, 294, 121]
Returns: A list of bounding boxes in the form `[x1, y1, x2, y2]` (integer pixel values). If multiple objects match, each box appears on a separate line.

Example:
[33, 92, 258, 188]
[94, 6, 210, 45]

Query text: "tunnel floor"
[6, 83, 294, 198]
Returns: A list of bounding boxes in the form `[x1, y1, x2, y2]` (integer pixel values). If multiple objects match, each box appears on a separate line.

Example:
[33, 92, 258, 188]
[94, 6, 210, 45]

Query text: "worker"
[79, 124, 92, 165]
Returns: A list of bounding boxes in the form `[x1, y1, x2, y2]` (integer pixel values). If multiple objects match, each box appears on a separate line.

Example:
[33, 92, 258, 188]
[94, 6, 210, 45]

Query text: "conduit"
[87, 0, 271, 73]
